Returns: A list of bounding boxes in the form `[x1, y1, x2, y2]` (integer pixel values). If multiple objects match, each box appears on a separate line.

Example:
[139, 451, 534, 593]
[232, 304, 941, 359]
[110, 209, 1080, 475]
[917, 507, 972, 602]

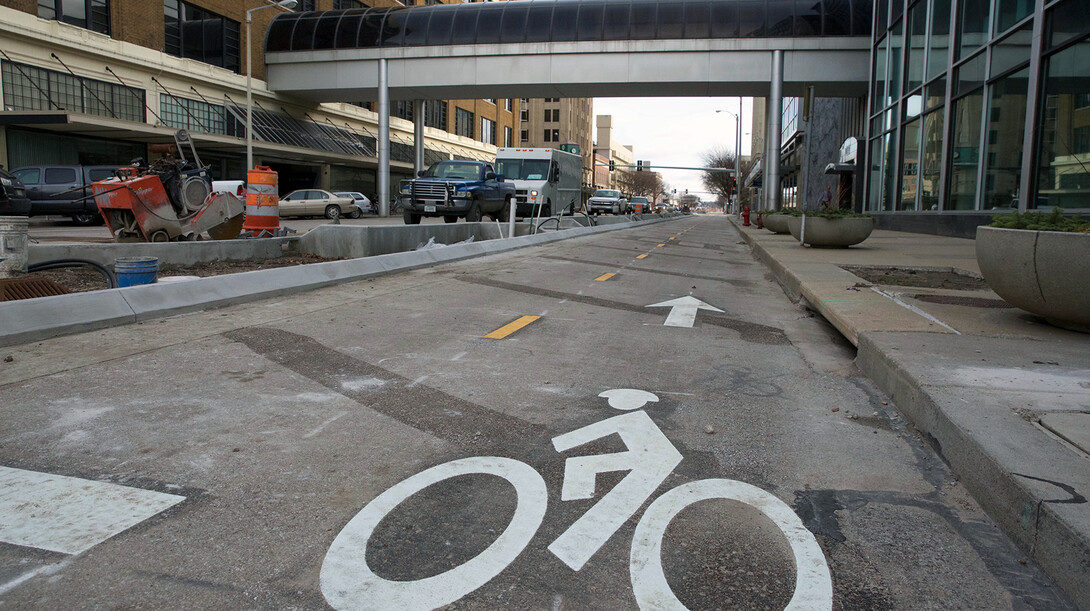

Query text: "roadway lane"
[0, 216, 1072, 609]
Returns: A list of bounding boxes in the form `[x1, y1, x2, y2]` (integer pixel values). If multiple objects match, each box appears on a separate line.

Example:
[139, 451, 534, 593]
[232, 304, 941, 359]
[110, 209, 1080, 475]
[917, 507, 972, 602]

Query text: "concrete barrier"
[2, 216, 682, 347]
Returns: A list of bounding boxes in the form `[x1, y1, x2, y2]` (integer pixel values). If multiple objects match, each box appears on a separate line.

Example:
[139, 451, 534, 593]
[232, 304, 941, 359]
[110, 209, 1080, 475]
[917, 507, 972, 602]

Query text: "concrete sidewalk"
[730, 215, 1090, 609]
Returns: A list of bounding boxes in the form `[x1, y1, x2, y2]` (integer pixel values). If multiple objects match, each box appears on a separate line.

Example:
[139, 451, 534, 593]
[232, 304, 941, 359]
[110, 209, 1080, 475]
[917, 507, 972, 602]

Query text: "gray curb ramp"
[731, 217, 1090, 609]
[0, 217, 676, 348]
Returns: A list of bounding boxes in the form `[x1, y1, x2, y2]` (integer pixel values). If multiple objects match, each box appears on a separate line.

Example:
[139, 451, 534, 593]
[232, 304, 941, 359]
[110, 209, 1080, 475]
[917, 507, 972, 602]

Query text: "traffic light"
[636, 160, 643, 172]
[608, 159, 615, 171]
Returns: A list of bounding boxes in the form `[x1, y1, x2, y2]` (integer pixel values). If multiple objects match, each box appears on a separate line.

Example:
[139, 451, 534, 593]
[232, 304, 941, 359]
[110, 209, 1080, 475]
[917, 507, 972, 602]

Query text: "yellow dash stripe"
[668, 237, 675, 240]
[636, 254, 649, 259]
[657, 243, 666, 247]
[595, 272, 616, 281]
[484, 315, 541, 339]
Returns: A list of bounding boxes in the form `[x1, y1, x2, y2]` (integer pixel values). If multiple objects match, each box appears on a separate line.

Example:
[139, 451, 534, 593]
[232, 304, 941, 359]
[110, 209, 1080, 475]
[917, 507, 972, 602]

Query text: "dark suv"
[11, 165, 121, 225]
[0, 167, 31, 216]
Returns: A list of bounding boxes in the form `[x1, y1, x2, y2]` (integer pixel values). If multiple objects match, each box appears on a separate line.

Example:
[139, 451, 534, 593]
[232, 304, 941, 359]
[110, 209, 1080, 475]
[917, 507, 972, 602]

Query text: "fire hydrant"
[741, 206, 751, 226]
[756, 211, 764, 229]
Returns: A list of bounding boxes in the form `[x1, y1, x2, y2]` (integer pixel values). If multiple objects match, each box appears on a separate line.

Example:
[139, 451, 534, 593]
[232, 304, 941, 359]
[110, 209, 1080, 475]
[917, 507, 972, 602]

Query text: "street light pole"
[716, 107, 740, 213]
[246, 0, 297, 170]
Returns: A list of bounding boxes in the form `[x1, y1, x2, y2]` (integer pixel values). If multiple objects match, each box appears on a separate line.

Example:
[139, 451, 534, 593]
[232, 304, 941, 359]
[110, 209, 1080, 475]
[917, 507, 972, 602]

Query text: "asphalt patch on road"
[539, 255, 754, 287]
[459, 276, 791, 346]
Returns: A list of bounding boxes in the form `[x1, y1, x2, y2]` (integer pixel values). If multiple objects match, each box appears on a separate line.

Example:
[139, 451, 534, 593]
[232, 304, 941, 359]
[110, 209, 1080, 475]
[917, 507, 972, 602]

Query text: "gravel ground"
[22, 254, 344, 295]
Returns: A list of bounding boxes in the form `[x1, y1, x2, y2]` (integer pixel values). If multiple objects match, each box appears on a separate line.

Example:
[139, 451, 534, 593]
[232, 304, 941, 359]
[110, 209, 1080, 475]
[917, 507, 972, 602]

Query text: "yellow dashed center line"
[484, 315, 541, 339]
[595, 272, 616, 281]
[656, 244, 666, 247]
[636, 254, 649, 259]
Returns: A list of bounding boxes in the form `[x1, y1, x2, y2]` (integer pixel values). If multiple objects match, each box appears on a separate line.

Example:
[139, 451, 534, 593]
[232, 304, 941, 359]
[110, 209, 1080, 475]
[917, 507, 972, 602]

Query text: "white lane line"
[450, 352, 468, 362]
[408, 375, 430, 388]
[0, 466, 185, 555]
[304, 411, 350, 439]
[0, 560, 71, 595]
[869, 287, 960, 334]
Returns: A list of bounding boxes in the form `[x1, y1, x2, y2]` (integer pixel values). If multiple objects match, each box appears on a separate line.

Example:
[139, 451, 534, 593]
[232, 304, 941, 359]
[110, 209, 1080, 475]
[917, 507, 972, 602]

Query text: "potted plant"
[786, 188, 873, 247]
[976, 208, 1090, 332]
[761, 208, 799, 234]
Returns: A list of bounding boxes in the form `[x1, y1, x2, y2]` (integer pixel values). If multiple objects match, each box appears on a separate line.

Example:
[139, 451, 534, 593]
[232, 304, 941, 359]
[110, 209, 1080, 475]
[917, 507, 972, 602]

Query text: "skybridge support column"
[413, 100, 425, 176]
[765, 49, 784, 212]
[378, 58, 390, 217]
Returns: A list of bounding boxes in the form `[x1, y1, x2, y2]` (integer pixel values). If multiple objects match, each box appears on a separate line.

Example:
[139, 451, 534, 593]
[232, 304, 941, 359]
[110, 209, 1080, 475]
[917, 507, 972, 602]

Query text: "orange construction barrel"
[242, 166, 279, 237]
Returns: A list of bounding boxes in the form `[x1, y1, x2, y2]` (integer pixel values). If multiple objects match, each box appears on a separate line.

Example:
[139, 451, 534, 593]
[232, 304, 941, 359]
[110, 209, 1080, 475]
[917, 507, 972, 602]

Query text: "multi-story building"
[594, 115, 637, 196]
[518, 97, 595, 191]
[0, 0, 516, 202]
[746, 0, 1088, 237]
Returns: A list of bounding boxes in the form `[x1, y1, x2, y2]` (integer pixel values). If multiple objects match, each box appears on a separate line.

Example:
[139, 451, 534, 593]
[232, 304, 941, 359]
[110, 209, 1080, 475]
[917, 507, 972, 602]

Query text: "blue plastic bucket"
[114, 256, 159, 287]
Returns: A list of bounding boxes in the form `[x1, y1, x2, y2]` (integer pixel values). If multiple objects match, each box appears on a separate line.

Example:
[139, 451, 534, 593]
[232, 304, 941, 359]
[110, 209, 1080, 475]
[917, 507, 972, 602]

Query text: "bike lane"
[0, 217, 1072, 609]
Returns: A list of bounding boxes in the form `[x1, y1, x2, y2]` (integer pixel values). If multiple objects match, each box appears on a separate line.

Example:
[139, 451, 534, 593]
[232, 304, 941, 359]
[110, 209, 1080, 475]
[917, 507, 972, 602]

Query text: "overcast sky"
[592, 97, 753, 201]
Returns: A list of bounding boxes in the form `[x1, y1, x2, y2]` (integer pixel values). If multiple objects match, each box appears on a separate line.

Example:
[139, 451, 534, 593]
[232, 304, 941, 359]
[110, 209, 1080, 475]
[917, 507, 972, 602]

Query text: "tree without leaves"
[700, 147, 737, 201]
[629, 171, 663, 199]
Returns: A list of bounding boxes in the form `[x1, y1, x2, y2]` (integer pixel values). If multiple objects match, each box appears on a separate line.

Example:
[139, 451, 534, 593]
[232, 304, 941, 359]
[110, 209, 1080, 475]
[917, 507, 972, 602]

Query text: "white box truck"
[495, 147, 582, 218]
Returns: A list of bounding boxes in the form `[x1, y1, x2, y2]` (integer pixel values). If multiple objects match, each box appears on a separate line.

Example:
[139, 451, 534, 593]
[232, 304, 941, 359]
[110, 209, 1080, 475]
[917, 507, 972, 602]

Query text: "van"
[10, 165, 123, 225]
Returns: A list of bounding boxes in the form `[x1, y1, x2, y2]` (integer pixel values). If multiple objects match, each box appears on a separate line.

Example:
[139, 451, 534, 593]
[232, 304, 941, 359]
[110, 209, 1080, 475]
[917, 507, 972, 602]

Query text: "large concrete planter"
[762, 213, 791, 234]
[787, 215, 874, 247]
[976, 226, 1090, 332]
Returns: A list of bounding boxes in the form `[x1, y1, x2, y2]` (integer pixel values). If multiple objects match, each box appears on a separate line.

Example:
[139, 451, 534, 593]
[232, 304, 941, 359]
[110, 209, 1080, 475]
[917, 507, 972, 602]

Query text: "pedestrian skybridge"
[264, 0, 874, 101]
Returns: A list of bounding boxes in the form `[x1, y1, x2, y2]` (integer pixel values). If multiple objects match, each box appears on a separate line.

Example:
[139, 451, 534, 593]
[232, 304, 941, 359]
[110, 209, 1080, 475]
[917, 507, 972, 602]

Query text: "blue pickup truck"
[399, 160, 515, 224]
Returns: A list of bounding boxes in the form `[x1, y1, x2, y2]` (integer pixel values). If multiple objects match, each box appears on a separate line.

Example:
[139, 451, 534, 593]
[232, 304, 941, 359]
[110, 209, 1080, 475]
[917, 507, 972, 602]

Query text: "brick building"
[0, 0, 517, 201]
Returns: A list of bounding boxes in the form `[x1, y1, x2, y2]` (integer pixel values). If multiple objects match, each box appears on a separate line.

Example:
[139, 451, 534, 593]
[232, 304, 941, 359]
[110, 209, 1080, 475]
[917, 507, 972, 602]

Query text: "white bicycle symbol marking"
[320, 389, 833, 610]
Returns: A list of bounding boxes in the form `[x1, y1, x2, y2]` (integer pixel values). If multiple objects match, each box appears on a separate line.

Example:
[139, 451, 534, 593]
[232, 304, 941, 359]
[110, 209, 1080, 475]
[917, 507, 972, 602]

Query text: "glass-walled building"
[867, 0, 1090, 230]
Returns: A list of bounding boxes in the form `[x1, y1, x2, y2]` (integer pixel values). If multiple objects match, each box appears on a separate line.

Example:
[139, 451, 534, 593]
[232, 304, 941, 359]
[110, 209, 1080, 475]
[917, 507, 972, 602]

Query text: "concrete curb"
[731, 215, 1090, 608]
[857, 332, 1090, 609]
[0, 216, 675, 348]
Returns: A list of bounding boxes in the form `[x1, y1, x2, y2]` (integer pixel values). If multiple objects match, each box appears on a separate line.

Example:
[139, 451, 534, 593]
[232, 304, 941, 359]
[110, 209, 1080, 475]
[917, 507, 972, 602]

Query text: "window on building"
[294, 0, 315, 10]
[552, 109, 560, 122]
[160, 94, 243, 136]
[1, 60, 144, 122]
[1035, 35, 1090, 208]
[332, 0, 362, 9]
[392, 101, 414, 122]
[521, 108, 528, 122]
[520, 129, 528, 142]
[425, 101, 447, 131]
[481, 117, 495, 144]
[485, 98, 495, 104]
[164, 0, 241, 72]
[543, 129, 551, 142]
[455, 107, 474, 138]
[504, 126, 512, 147]
[948, 91, 984, 210]
[38, 0, 110, 35]
[551, 128, 560, 141]
[505, 99, 512, 111]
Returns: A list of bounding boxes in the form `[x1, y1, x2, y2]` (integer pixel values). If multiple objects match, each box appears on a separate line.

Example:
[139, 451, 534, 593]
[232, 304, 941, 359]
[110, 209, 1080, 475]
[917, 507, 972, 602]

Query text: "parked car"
[588, 189, 627, 215]
[213, 180, 246, 199]
[278, 189, 354, 219]
[11, 164, 122, 225]
[0, 167, 31, 216]
[334, 191, 372, 218]
[628, 196, 650, 213]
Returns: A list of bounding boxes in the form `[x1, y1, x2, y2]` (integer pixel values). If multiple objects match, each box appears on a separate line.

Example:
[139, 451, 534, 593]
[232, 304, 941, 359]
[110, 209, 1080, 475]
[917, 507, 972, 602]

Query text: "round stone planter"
[976, 226, 1090, 332]
[786, 215, 874, 247]
[761, 213, 791, 234]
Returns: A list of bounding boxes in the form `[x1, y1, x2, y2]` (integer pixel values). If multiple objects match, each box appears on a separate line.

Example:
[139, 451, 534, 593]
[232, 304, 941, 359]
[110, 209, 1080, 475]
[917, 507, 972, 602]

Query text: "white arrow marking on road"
[646, 296, 723, 328]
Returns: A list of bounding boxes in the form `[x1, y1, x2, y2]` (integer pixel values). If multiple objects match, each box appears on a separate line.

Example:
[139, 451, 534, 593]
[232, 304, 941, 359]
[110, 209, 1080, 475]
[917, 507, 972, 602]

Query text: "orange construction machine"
[92, 130, 244, 242]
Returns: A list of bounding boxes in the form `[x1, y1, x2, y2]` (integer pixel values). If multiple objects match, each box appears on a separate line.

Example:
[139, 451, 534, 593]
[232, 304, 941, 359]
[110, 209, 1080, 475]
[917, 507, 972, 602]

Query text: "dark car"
[11, 165, 121, 225]
[399, 160, 514, 224]
[0, 168, 31, 216]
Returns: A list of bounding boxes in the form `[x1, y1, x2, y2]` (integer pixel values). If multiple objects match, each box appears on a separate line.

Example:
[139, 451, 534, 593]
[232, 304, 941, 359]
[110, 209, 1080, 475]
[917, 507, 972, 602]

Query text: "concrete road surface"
[0, 217, 1073, 609]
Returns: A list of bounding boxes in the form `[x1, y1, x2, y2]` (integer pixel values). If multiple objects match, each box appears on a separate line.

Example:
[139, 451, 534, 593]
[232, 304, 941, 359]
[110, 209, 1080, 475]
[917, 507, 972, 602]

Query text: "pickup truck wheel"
[465, 200, 483, 223]
[404, 210, 421, 224]
[443, 215, 458, 223]
[71, 213, 101, 226]
[325, 205, 342, 220]
[495, 197, 512, 223]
